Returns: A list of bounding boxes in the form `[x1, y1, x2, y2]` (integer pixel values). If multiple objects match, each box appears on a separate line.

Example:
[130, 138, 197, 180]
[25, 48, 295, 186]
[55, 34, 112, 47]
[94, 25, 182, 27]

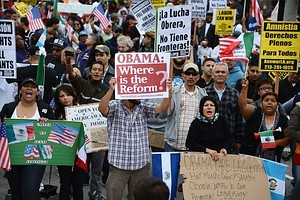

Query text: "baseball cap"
[51, 38, 68, 49]
[95, 44, 110, 54]
[110, 13, 118, 19]
[79, 30, 88, 37]
[207, 10, 213, 15]
[113, 24, 123, 32]
[144, 31, 155, 39]
[21, 78, 38, 88]
[183, 62, 199, 73]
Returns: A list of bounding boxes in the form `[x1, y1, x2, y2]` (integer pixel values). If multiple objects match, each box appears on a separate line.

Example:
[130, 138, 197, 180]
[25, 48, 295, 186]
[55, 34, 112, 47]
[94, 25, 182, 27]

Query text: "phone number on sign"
[262, 65, 295, 71]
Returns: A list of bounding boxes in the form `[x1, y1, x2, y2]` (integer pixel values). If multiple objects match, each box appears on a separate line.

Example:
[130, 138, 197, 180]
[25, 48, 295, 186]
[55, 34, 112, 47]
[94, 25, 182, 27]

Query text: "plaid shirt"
[107, 100, 156, 170]
[205, 84, 244, 142]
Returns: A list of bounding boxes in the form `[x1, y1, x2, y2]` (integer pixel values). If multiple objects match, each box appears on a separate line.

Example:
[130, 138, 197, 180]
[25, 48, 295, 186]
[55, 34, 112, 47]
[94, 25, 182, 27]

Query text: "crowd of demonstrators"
[1, 0, 300, 198]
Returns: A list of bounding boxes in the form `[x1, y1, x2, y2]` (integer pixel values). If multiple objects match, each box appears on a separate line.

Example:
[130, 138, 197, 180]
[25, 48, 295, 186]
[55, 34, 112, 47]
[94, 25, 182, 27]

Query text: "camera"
[65, 50, 74, 57]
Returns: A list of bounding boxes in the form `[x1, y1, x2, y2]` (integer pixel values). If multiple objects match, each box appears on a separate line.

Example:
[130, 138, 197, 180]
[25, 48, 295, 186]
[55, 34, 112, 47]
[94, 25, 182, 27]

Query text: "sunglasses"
[184, 71, 198, 76]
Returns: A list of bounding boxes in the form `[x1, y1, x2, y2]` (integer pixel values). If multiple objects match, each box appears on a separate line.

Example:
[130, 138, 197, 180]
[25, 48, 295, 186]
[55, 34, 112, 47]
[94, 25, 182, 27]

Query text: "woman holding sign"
[54, 83, 85, 200]
[238, 78, 290, 162]
[0, 78, 55, 200]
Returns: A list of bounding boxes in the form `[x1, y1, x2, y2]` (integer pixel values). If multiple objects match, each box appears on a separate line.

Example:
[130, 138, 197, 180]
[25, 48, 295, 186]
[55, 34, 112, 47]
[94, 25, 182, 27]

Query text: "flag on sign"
[251, 0, 263, 26]
[24, 145, 40, 159]
[0, 121, 11, 171]
[263, 159, 287, 200]
[76, 129, 88, 172]
[92, 4, 111, 29]
[26, 7, 45, 32]
[259, 130, 276, 149]
[48, 123, 77, 147]
[152, 152, 180, 200]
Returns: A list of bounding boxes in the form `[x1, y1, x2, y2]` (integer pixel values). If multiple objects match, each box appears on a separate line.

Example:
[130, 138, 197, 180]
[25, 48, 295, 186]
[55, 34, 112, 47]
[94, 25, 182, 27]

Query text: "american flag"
[0, 121, 11, 171]
[85, 134, 90, 145]
[92, 4, 111, 29]
[60, 15, 73, 42]
[48, 123, 77, 147]
[24, 145, 40, 159]
[251, 0, 264, 26]
[26, 7, 45, 32]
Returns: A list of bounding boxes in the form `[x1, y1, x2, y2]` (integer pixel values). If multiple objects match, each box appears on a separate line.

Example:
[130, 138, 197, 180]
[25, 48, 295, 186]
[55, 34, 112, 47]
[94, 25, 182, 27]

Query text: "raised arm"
[98, 78, 116, 116]
[238, 77, 255, 120]
[155, 78, 172, 114]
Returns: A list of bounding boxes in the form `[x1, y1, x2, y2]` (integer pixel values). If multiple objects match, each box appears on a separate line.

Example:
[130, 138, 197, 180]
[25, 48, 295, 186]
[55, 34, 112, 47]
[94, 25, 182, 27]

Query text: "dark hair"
[134, 177, 169, 200]
[249, 61, 259, 67]
[253, 78, 275, 101]
[261, 92, 279, 103]
[54, 84, 77, 120]
[203, 58, 215, 66]
[89, 61, 104, 71]
[73, 17, 84, 32]
[199, 96, 218, 115]
[20, 17, 29, 26]
[4, 9, 13, 15]
[46, 17, 59, 27]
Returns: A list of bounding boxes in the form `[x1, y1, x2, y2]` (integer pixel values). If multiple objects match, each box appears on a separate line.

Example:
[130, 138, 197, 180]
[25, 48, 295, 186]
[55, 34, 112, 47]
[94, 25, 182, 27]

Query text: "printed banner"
[115, 52, 170, 99]
[131, 0, 156, 33]
[156, 5, 192, 58]
[151, 0, 165, 9]
[5, 119, 84, 166]
[0, 20, 16, 78]
[180, 153, 271, 199]
[209, 0, 227, 10]
[215, 9, 236, 35]
[65, 103, 108, 153]
[260, 21, 300, 72]
[188, 0, 207, 19]
[12, 2, 31, 17]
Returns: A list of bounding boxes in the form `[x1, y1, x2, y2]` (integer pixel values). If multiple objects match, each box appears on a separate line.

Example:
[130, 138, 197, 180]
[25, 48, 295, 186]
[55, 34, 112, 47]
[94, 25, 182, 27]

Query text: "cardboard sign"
[58, 2, 94, 16]
[180, 153, 271, 200]
[131, 0, 156, 33]
[148, 129, 164, 149]
[260, 21, 300, 72]
[209, 0, 227, 10]
[188, 0, 207, 19]
[156, 5, 192, 58]
[0, 20, 16, 78]
[215, 9, 236, 35]
[115, 52, 170, 99]
[12, 2, 31, 17]
[6, 119, 84, 166]
[65, 103, 108, 153]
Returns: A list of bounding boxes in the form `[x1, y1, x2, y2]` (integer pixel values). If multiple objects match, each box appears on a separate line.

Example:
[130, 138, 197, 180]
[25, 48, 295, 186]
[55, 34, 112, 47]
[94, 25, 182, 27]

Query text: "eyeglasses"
[184, 71, 198, 76]
[259, 86, 273, 91]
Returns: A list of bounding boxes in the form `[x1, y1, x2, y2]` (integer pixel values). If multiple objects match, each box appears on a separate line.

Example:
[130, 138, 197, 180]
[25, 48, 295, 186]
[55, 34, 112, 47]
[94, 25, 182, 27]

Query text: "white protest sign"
[188, 0, 207, 19]
[209, 0, 227, 10]
[58, 2, 94, 16]
[115, 52, 170, 99]
[157, 5, 192, 58]
[65, 103, 108, 153]
[131, 0, 156, 33]
[0, 20, 16, 78]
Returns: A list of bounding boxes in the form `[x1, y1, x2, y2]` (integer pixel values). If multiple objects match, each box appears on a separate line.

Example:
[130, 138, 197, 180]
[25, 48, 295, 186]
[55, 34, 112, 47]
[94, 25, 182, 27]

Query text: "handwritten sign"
[65, 103, 108, 153]
[188, 0, 207, 19]
[115, 52, 170, 99]
[180, 153, 271, 199]
[0, 20, 16, 78]
[148, 129, 164, 149]
[156, 5, 192, 58]
[58, 2, 94, 16]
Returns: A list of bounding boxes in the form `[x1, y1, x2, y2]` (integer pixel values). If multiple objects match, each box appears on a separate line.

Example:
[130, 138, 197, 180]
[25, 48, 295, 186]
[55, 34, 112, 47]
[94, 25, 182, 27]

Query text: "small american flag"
[251, 0, 263, 26]
[0, 121, 11, 171]
[85, 134, 90, 145]
[48, 123, 77, 147]
[24, 145, 40, 159]
[60, 15, 73, 42]
[26, 7, 45, 32]
[92, 4, 111, 29]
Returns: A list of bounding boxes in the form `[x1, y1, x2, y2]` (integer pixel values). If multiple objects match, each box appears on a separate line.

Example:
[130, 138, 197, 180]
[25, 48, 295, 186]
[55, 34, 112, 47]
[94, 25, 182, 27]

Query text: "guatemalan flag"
[152, 152, 180, 200]
[263, 159, 287, 200]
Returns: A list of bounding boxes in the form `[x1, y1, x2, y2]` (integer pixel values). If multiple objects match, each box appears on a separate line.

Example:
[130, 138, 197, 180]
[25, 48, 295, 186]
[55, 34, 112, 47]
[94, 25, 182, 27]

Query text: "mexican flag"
[219, 32, 255, 62]
[259, 130, 276, 149]
[75, 127, 88, 172]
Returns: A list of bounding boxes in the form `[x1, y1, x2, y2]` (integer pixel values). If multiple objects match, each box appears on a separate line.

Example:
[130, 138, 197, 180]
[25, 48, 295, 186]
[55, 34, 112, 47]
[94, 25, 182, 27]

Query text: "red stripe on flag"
[251, 0, 263, 26]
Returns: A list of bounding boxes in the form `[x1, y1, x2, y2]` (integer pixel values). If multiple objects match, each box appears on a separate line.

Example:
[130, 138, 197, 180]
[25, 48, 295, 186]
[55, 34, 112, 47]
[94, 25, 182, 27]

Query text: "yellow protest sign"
[12, 2, 31, 17]
[21, 0, 37, 6]
[260, 21, 300, 72]
[151, 0, 165, 9]
[215, 9, 235, 35]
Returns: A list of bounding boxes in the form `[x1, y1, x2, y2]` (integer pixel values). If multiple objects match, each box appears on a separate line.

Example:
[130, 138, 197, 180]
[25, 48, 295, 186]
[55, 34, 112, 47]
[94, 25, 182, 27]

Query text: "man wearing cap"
[45, 38, 68, 80]
[165, 62, 207, 151]
[110, 13, 120, 26]
[138, 31, 155, 52]
[105, 24, 123, 51]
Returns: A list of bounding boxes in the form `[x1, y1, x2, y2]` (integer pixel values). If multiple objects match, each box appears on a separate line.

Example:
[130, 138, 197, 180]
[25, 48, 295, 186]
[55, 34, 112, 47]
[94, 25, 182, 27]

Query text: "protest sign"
[0, 20, 16, 78]
[65, 103, 108, 153]
[148, 129, 164, 149]
[58, 2, 94, 16]
[5, 119, 84, 166]
[131, 0, 156, 33]
[151, 0, 165, 9]
[209, 0, 227, 10]
[156, 5, 192, 58]
[12, 2, 31, 17]
[21, 0, 37, 6]
[115, 52, 170, 99]
[188, 0, 207, 19]
[215, 9, 236, 35]
[260, 21, 300, 72]
[180, 153, 271, 200]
